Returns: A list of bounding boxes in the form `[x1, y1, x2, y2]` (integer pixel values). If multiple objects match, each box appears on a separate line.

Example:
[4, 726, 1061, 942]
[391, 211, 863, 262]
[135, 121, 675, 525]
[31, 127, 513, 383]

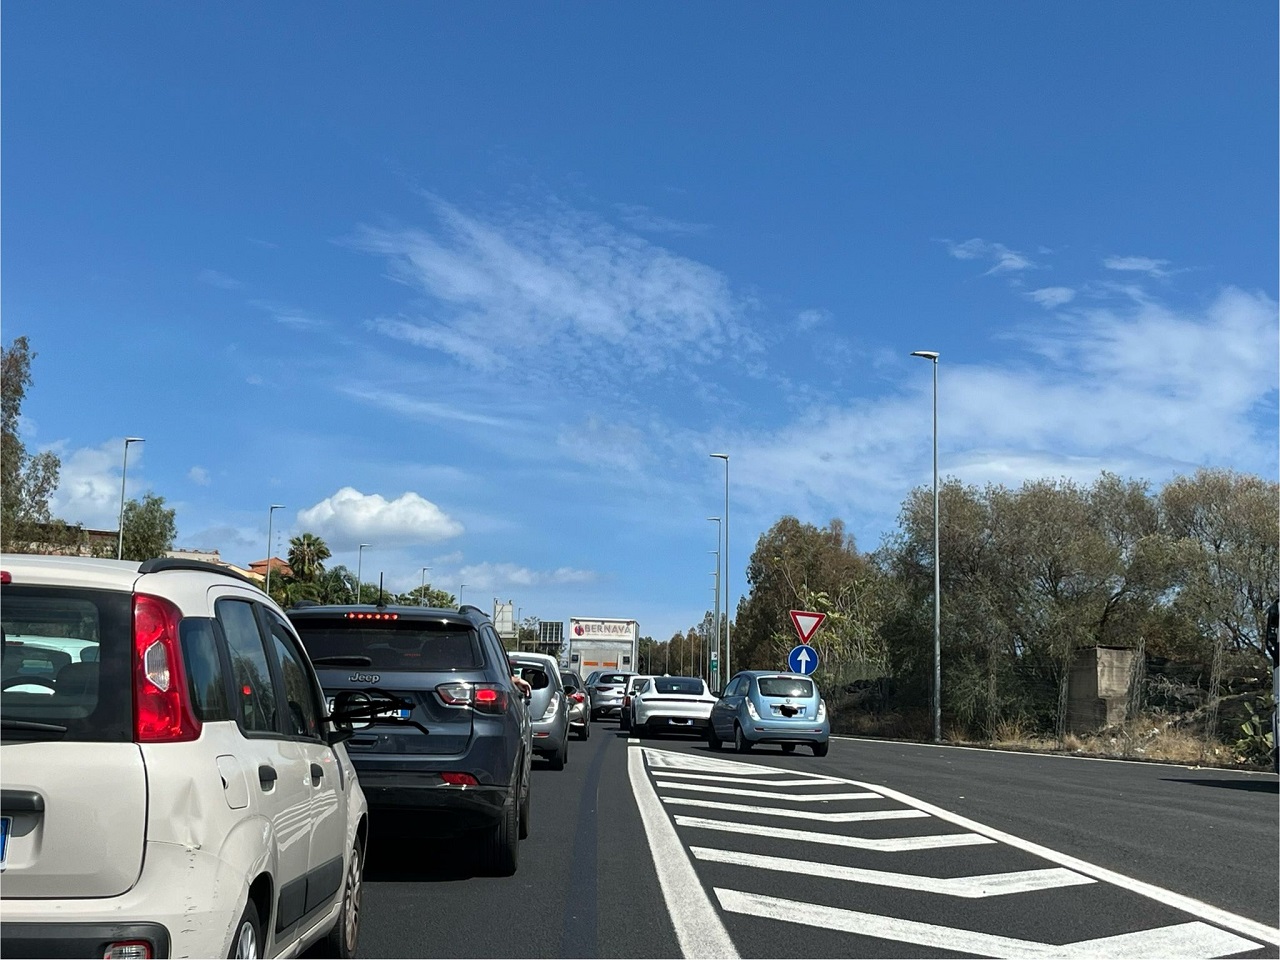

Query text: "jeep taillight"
[133, 594, 201, 742]
[436, 682, 508, 714]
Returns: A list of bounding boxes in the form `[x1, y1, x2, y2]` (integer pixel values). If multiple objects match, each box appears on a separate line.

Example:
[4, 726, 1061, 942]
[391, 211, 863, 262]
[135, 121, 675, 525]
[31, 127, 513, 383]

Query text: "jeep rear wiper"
[311, 655, 374, 667]
[1, 718, 68, 733]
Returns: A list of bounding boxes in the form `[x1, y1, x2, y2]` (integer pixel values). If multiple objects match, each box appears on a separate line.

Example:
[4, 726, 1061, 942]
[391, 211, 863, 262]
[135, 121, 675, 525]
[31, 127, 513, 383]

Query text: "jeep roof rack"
[458, 604, 490, 620]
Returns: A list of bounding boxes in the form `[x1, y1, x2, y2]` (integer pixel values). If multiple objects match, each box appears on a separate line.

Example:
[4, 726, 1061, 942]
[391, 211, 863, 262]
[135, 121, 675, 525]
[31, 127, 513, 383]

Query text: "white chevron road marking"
[715, 888, 1260, 958]
[654, 770, 849, 786]
[674, 814, 995, 851]
[663, 796, 927, 823]
[654, 780, 881, 802]
[691, 847, 1095, 897]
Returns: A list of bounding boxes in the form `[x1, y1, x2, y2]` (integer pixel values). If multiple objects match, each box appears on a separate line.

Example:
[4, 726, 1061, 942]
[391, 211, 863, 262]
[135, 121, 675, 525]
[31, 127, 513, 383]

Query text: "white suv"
[1, 555, 369, 959]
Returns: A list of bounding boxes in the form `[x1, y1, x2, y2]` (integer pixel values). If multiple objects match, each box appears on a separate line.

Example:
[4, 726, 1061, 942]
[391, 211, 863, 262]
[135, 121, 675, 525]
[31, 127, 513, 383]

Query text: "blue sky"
[4, 2, 1277, 643]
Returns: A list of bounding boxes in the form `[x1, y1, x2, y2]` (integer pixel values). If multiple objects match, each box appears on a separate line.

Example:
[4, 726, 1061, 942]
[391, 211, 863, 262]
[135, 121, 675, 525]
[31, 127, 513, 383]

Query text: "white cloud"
[188, 466, 211, 486]
[351, 196, 748, 374]
[340, 386, 516, 429]
[796, 309, 829, 331]
[249, 299, 324, 329]
[1028, 286, 1076, 309]
[946, 238, 1035, 275]
[456, 561, 596, 590]
[48, 439, 141, 529]
[198, 268, 243, 290]
[614, 203, 710, 235]
[1103, 255, 1171, 278]
[721, 286, 1278, 543]
[297, 487, 464, 549]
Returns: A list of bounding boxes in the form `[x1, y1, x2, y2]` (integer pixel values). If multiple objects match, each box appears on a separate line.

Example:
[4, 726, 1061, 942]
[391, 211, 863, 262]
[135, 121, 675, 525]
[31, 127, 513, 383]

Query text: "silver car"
[560, 670, 591, 740]
[588, 671, 634, 721]
[510, 652, 570, 769]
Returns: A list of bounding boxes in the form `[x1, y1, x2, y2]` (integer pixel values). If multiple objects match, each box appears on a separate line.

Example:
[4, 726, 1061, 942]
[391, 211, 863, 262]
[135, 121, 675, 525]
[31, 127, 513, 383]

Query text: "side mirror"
[564, 685, 577, 694]
[711, 690, 723, 698]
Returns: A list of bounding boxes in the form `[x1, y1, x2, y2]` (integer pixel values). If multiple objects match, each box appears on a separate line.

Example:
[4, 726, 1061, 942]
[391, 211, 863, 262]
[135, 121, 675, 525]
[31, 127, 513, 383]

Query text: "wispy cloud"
[340, 386, 516, 429]
[1028, 286, 1076, 309]
[614, 203, 710, 235]
[188, 466, 211, 486]
[796, 308, 829, 331]
[350, 196, 748, 374]
[198, 268, 243, 290]
[945, 238, 1035, 275]
[1103, 255, 1171, 278]
[456, 561, 597, 589]
[297, 487, 464, 549]
[249, 299, 324, 329]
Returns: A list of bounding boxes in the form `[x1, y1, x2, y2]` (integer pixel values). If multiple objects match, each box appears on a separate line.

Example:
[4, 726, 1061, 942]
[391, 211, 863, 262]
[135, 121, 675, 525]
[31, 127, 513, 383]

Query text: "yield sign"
[789, 610, 826, 645]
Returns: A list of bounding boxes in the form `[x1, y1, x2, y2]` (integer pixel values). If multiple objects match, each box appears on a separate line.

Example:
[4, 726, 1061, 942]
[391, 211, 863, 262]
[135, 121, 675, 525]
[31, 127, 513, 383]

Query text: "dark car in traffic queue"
[287, 602, 532, 876]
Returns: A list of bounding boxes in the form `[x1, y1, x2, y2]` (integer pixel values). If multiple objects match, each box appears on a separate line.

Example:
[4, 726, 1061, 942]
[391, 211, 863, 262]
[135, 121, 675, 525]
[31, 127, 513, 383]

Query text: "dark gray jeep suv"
[287, 602, 531, 875]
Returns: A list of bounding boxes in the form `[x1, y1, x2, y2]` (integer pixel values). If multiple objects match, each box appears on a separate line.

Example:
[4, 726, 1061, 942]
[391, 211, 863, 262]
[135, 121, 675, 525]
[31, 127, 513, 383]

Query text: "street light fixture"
[911, 350, 942, 743]
[265, 505, 285, 596]
[116, 437, 144, 560]
[708, 516, 722, 688]
[710, 454, 730, 682]
[419, 567, 431, 606]
[356, 544, 371, 603]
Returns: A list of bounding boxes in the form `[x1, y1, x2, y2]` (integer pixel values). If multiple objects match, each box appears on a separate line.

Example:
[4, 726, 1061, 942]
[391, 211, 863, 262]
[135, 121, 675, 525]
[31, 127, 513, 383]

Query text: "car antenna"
[376, 573, 386, 610]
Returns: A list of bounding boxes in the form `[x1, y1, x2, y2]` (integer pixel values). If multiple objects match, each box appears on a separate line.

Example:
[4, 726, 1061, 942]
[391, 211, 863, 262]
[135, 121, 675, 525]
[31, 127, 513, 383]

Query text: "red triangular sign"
[789, 610, 826, 644]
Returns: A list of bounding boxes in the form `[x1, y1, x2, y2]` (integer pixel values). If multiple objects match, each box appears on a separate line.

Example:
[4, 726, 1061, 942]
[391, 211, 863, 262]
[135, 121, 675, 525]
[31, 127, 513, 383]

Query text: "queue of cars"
[0, 555, 574, 959]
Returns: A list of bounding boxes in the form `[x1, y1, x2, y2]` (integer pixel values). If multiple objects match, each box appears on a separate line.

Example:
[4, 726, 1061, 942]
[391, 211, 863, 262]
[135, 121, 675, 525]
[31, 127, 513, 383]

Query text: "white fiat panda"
[1, 555, 369, 959]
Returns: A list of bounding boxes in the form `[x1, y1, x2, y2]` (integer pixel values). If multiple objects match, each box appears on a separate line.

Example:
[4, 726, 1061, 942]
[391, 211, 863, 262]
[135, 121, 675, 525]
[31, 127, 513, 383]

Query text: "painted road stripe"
[691, 847, 1095, 897]
[643, 747, 814, 777]
[663, 796, 927, 823]
[626, 748, 738, 958]
[715, 888, 1260, 958]
[655, 771, 848, 787]
[674, 815, 995, 851]
[655, 781, 881, 802]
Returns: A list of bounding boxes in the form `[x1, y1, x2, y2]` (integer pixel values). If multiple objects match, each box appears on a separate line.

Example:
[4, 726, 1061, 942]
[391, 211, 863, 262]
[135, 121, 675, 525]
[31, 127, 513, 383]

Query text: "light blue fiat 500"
[708, 670, 830, 756]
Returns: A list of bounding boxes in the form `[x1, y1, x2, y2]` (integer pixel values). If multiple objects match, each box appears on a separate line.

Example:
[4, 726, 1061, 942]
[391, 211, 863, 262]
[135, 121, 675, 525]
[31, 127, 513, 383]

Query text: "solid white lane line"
[690, 847, 1095, 897]
[663, 796, 926, 823]
[674, 815, 994, 851]
[715, 888, 1260, 958]
[654, 781, 881, 802]
[627, 746, 739, 959]
[655, 771, 848, 786]
[832, 775, 1280, 947]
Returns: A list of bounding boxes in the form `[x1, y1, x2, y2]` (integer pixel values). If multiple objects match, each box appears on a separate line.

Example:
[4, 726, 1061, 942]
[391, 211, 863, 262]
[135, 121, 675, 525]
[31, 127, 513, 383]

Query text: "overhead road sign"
[789, 610, 826, 645]
[788, 645, 818, 675]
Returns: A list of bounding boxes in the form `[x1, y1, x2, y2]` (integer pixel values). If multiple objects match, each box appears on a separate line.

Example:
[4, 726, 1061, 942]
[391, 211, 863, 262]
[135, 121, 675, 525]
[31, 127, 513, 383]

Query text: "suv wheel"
[481, 793, 520, 876]
[548, 737, 567, 771]
[229, 900, 261, 959]
[322, 838, 364, 958]
[519, 773, 531, 840]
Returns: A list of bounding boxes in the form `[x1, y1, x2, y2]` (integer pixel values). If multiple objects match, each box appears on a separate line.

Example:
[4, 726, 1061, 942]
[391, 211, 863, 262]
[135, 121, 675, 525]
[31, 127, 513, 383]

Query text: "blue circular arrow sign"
[787, 644, 819, 675]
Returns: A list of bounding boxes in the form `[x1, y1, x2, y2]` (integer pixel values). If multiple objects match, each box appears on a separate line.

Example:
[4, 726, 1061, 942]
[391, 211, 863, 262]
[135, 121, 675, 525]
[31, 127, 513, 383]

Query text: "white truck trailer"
[567, 617, 639, 675]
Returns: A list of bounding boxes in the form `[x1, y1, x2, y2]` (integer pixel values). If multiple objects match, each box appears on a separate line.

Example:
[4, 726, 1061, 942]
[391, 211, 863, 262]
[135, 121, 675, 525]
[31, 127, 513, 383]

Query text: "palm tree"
[288, 532, 331, 582]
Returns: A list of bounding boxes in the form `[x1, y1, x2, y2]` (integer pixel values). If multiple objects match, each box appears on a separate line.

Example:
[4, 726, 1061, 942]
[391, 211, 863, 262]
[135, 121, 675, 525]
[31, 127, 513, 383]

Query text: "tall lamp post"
[265, 504, 285, 596]
[356, 544, 371, 603]
[710, 454, 730, 682]
[419, 567, 431, 606]
[911, 350, 942, 743]
[708, 516, 721, 688]
[116, 437, 144, 559]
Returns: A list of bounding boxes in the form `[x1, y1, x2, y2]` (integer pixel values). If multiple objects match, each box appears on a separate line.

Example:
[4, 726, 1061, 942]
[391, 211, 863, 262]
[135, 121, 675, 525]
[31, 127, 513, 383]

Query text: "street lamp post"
[116, 437, 144, 560]
[265, 505, 285, 596]
[356, 544, 371, 604]
[419, 567, 431, 606]
[710, 454, 730, 682]
[708, 515, 721, 688]
[911, 350, 942, 743]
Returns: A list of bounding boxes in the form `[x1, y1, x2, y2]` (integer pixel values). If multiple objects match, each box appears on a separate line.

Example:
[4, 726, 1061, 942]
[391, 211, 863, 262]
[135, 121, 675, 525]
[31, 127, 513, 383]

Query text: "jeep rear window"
[757, 677, 814, 698]
[291, 617, 483, 671]
[1, 586, 132, 742]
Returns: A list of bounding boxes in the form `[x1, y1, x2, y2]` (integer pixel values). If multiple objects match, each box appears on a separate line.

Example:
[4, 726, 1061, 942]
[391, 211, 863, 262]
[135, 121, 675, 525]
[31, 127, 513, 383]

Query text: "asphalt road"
[352, 724, 1279, 959]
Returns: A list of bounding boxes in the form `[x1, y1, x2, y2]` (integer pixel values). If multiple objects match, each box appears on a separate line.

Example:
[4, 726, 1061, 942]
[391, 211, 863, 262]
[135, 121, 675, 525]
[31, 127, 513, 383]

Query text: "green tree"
[117, 493, 177, 561]
[2, 336, 64, 551]
[287, 532, 331, 582]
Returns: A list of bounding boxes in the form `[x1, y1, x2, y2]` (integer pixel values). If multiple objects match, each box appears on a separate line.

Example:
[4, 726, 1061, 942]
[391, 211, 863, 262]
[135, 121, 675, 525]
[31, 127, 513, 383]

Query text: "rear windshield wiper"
[1, 718, 69, 733]
[311, 655, 374, 667]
